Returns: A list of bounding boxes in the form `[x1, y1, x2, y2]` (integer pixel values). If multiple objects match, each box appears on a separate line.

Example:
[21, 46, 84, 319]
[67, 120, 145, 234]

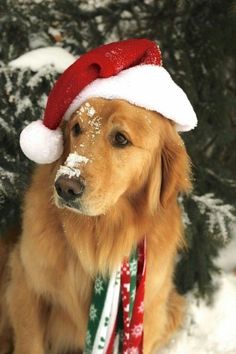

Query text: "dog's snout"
[55, 175, 85, 201]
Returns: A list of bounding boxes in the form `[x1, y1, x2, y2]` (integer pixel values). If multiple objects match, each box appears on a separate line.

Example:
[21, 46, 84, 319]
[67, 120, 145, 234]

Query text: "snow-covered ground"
[159, 224, 236, 354]
[8, 48, 236, 354]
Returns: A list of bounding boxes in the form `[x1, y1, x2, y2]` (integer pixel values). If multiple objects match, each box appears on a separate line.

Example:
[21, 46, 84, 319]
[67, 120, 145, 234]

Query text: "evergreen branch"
[192, 193, 236, 243]
[205, 168, 236, 188]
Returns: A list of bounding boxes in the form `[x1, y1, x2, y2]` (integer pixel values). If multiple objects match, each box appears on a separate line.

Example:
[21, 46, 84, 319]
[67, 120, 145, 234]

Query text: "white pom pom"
[20, 120, 63, 164]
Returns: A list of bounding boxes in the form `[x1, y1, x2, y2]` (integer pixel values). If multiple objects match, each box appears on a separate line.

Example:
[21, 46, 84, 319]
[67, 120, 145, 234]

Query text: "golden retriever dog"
[0, 97, 191, 354]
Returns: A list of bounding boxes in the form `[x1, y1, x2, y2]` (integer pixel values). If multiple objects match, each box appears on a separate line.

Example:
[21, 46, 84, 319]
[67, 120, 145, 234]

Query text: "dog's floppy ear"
[146, 122, 191, 214]
[146, 151, 162, 215]
[160, 126, 192, 208]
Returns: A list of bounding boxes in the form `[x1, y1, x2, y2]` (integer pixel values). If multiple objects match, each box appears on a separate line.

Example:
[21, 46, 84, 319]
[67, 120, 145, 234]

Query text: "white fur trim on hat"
[20, 120, 63, 164]
[64, 64, 197, 132]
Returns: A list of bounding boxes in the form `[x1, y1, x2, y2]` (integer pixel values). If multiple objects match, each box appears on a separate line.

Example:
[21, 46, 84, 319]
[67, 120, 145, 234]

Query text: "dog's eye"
[113, 132, 130, 147]
[72, 123, 81, 136]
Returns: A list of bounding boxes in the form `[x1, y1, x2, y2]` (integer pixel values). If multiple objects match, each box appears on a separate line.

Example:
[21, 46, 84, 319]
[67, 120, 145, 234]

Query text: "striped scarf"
[84, 239, 146, 354]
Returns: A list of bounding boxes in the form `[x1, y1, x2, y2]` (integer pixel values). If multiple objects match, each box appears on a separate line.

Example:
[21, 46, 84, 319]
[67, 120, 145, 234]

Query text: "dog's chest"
[47, 257, 93, 324]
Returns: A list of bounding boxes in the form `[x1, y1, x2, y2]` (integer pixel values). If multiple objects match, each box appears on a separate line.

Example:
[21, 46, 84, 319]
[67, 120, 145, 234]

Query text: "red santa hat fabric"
[20, 38, 197, 164]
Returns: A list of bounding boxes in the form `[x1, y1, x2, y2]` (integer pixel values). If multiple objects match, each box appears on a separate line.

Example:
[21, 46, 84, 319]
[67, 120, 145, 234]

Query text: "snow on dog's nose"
[55, 152, 89, 202]
[56, 152, 89, 179]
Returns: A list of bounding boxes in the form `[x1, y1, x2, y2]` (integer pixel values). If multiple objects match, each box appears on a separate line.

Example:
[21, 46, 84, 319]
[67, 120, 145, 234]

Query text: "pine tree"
[0, 0, 235, 297]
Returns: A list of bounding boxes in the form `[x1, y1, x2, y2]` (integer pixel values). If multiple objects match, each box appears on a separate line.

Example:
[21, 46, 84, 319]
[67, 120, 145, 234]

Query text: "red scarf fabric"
[107, 240, 146, 353]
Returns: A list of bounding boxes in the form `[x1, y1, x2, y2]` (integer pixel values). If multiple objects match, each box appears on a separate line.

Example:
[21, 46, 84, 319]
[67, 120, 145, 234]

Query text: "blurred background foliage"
[0, 0, 236, 297]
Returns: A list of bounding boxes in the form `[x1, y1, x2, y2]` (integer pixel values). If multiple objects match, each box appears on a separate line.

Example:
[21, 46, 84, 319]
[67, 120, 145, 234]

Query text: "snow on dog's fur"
[0, 98, 191, 354]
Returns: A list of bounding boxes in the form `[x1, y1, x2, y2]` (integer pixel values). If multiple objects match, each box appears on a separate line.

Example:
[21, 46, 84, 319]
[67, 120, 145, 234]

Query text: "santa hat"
[20, 38, 197, 164]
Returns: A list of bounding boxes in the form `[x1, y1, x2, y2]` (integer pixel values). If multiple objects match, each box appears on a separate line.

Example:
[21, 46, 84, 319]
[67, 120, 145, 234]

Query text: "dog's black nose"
[55, 175, 85, 201]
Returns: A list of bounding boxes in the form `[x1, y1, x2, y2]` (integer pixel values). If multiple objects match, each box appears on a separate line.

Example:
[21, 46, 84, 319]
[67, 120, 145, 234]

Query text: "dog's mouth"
[54, 182, 100, 216]
[55, 194, 106, 216]
[55, 195, 85, 213]
[54, 186, 110, 217]
[54, 170, 111, 216]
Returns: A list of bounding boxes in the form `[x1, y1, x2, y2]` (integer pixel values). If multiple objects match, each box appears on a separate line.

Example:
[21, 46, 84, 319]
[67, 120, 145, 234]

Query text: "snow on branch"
[192, 193, 236, 243]
[9, 47, 76, 73]
[0, 167, 19, 206]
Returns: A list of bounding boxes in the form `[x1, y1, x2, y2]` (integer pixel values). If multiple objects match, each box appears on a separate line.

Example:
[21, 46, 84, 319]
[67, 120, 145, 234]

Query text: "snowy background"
[159, 226, 236, 354]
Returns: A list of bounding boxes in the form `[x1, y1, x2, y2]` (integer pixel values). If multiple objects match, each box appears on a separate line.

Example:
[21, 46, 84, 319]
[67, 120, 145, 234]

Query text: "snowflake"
[124, 348, 139, 354]
[138, 301, 144, 314]
[123, 304, 130, 313]
[85, 331, 92, 346]
[131, 288, 136, 302]
[128, 348, 139, 354]
[131, 323, 143, 338]
[122, 263, 130, 274]
[89, 304, 97, 321]
[129, 258, 137, 277]
[94, 276, 104, 295]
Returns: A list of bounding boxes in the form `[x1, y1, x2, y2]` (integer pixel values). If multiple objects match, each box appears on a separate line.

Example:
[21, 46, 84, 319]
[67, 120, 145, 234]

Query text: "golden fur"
[0, 98, 191, 354]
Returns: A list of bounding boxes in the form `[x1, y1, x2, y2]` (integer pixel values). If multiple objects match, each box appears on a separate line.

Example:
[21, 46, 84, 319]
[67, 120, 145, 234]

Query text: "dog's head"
[54, 98, 191, 216]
